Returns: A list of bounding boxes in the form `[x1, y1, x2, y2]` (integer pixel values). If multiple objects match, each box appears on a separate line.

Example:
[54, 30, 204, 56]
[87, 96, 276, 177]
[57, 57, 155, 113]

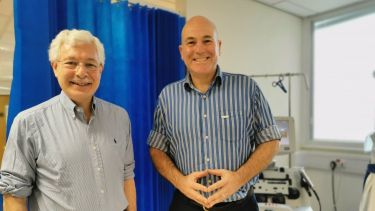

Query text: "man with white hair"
[0, 29, 136, 211]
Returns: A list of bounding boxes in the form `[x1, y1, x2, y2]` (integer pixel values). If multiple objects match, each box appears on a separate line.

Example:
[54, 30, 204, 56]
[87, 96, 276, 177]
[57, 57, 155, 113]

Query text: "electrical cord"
[300, 172, 322, 211]
[330, 161, 338, 211]
[311, 187, 321, 211]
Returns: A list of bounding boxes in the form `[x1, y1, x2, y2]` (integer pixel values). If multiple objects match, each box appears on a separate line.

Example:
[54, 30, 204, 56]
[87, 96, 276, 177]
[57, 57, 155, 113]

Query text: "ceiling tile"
[255, 0, 366, 17]
[288, 0, 363, 12]
[276, 1, 316, 17]
[256, 0, 285, 5]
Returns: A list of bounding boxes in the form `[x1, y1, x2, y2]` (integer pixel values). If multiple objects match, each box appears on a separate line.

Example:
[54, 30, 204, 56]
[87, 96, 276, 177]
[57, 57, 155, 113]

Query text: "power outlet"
[330, 159, 345, 170]
[335, 159, 345, 168]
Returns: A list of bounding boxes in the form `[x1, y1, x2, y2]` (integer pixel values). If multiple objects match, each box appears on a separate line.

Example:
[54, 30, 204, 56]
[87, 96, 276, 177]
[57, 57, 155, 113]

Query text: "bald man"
[148, 16, 280, 211]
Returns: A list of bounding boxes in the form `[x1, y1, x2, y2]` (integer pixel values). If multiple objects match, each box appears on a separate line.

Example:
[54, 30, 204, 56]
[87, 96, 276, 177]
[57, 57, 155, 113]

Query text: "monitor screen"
[275, 116, 295, 154]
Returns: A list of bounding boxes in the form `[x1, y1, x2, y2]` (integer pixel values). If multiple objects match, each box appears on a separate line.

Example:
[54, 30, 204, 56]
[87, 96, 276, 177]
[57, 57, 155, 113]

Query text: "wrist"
[171, 173, 184, 189]
[235, 168, 249, 186]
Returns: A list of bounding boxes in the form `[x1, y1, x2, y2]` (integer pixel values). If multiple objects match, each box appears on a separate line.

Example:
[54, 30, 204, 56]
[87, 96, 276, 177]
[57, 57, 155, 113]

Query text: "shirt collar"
[183, 65, 222, 92]
[59, 91, 97, 119]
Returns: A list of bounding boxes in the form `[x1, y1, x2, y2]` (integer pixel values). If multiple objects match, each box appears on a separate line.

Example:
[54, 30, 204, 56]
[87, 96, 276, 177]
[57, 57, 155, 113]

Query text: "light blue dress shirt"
[0, 91, 135, 211]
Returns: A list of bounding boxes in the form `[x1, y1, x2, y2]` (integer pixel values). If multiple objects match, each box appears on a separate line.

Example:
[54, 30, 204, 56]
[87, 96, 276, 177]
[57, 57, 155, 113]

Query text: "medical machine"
[274, 116, 296, 155]
[254, 116, 319, 211]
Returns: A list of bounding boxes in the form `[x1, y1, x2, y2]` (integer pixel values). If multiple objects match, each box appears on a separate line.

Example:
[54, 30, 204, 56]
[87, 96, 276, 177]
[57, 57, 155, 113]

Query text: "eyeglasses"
[58, 60, 100, 71]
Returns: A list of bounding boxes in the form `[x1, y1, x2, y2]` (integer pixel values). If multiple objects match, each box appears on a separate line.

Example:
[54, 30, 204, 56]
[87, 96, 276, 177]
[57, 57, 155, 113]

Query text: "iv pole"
[249, 72, 309, 167]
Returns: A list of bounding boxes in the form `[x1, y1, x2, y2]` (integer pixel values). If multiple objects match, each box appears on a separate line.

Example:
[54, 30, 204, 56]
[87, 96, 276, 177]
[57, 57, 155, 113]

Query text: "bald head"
[179, 16, 221, 85]
[181, 16, 219, 43]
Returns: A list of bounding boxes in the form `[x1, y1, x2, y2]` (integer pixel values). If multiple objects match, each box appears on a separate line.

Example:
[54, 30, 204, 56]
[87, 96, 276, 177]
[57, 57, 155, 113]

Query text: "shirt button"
[206, 157, 210, 162]
[202, 95, 207, 99]
[93, 146, 96, 150]
[97, 168, 101, 171]
[203, 114, 207, 118]
[100, 190, 105, 194]
[205, 136, 208, 140]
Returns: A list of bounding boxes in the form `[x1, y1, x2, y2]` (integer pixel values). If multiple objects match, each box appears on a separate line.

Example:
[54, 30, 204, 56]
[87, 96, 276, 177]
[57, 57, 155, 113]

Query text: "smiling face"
[51, 43, 103, 107]
[179, 16, 221, 80]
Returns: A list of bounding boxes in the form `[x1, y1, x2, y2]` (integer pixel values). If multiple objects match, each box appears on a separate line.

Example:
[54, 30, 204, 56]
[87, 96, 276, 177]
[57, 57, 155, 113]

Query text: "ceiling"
[255, 0, 367, 17]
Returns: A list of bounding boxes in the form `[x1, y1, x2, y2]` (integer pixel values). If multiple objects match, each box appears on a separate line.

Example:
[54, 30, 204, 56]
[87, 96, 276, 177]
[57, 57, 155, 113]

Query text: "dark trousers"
[169, 189, 259, 211]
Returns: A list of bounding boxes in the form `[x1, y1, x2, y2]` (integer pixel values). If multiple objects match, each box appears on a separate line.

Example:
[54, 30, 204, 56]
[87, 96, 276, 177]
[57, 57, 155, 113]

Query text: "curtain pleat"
[6, 1, 185, 210]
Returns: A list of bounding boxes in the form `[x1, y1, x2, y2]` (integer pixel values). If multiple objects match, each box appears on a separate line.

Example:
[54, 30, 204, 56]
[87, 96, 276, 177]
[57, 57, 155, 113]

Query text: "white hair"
[48, 29, 105, 65]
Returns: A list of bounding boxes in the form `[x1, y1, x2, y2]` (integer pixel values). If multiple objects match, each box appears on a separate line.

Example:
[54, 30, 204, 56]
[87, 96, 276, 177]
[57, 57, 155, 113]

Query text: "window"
[312, 7, 375, 145]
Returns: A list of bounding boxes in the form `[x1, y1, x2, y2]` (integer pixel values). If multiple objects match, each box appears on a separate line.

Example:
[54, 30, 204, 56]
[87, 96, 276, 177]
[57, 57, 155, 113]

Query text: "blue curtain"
[6, 0, 185, 210]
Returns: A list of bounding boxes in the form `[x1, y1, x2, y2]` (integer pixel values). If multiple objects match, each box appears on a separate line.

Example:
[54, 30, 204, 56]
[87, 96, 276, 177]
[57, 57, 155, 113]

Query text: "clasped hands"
[177, 169, 244, 209]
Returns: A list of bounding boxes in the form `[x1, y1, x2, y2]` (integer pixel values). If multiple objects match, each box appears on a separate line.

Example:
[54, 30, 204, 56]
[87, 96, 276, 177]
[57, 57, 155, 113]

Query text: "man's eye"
[203, 40, 212, 43]
[85, 63, 98, 69]
[65, 61, 78, 66]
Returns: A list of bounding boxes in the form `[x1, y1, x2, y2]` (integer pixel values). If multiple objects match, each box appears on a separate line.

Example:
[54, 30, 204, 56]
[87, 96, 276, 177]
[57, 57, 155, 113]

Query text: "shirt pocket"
[218, 110, 246, 142]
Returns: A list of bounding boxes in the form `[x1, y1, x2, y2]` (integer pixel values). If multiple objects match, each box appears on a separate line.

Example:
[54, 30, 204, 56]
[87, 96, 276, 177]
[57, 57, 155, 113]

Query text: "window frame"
[302, 1, 375, 152]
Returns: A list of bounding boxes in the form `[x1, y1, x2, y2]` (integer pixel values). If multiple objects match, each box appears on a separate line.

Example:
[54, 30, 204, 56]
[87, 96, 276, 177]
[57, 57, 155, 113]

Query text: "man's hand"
[149, 148, 210, 206]
[205, 169, 244, 208]
[176, 170, 209, 206]
[205, 140, 279, 208]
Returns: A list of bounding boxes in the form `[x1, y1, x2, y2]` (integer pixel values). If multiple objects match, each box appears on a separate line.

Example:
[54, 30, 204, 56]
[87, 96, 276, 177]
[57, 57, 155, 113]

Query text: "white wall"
[186, 0, 302, 151]
[186, 1, 367, 211]
[186, 0, 303, 132]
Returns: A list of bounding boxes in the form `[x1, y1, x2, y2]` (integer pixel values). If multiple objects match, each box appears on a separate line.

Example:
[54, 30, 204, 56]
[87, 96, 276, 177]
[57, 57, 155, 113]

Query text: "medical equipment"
[249, 74, 316, 210]
[254, 166, 316, 211]
[254, 116, 319, 211]
[274, 116, 296, 155]
[250, 73, 308, 167]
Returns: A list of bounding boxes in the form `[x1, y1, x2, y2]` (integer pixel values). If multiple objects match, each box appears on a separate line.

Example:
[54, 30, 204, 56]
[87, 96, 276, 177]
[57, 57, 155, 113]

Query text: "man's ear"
[178, 45, 183, 59]
[218, 40, 222, 56]
[51, 62, 58, 77]
[99, 64, 104, 74]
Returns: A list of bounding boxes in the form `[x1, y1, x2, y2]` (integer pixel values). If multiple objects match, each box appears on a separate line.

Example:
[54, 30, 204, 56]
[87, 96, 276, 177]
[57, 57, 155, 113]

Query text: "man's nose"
[75, 64, 88, 77]
[194, 42, 205, 52]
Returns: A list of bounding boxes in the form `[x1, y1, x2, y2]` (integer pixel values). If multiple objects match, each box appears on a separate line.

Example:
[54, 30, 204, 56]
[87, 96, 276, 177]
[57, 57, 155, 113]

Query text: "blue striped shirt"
[148, 67, 281, 202]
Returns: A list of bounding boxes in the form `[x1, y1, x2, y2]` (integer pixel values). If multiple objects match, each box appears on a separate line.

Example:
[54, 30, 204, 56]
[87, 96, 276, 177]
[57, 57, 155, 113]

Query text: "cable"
[300, 169, 322, 211]
[311, 187, 322, 211]
[330, 161, 338, 211]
